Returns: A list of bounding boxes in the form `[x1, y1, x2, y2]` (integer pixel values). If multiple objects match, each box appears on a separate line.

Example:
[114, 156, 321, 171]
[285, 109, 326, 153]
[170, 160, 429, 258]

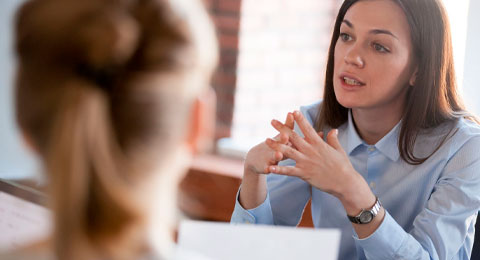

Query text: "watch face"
[359, 212, 373, 223]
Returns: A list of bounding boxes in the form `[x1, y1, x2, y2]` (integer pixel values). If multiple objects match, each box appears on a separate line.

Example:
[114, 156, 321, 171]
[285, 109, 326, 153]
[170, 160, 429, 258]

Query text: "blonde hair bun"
[17, 0, 140, 72]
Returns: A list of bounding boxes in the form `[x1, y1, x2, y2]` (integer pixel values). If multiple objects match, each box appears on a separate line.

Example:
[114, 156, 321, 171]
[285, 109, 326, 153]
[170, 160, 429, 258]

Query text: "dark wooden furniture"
[178, 154, 314, 227]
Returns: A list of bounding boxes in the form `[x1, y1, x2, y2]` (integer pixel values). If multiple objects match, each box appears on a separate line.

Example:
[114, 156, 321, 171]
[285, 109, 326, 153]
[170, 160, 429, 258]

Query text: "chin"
[333, 88, 355, 109]
[336, 99, 356, 109]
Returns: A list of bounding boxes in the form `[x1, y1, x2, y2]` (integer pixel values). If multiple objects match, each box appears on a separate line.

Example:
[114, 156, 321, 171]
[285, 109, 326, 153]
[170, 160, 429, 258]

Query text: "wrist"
[244, 164, 266, 177]
[239, 169, 267, 209]
[337, 174, 376, 216]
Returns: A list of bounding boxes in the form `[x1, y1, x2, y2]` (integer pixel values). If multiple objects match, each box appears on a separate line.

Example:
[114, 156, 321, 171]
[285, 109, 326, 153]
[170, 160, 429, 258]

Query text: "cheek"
[371, 56, 411, 90]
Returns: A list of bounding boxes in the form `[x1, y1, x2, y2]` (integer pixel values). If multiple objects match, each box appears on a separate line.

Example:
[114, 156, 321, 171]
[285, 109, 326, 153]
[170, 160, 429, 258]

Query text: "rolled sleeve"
[230, 188, 274, 225]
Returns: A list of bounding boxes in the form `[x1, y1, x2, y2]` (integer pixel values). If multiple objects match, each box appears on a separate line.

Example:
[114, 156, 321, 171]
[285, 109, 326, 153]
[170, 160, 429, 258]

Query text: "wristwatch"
[347, 197, 382, 224]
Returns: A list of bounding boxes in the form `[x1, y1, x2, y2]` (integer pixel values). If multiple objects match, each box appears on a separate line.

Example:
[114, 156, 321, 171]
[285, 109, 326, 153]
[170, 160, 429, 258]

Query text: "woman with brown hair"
[6, 0, 217, 259]
[232, 0, 480, 259]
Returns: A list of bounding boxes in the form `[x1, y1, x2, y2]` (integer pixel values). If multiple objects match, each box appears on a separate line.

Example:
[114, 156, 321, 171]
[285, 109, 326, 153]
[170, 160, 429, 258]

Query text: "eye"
[339, 32, 353, 42]
[373, 43, 390, 53]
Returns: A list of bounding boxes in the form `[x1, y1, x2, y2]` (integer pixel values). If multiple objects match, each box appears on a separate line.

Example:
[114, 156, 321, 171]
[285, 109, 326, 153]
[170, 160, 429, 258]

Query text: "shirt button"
[368, 146, 376, 152]
[369, 182, 376, 189]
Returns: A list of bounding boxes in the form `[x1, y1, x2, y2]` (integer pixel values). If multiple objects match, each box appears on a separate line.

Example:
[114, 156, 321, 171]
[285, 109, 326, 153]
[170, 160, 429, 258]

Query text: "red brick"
[213, 72, 236, 86]
[202, 0, 214, 10]
[213, 14, 240, 33]
[218, 33, 239, 50]
[214, 123, 232, 139]
[217, 0, 242, 14]
[219, 50, 238, 68]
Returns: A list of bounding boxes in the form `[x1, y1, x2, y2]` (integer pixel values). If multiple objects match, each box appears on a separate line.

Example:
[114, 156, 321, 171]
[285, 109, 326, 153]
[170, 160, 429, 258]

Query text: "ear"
[185, 88, 216, 154]
[409, 66, 418, 86]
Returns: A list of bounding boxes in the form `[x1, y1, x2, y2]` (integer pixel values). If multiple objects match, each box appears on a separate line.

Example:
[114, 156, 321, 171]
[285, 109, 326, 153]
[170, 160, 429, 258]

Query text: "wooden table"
[178, 154, 313, 227]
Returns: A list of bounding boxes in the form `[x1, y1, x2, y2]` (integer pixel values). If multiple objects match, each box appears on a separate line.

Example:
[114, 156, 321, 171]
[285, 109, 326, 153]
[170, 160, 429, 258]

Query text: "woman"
[7, 0, 217, 259]
[231, 0, 480, 259]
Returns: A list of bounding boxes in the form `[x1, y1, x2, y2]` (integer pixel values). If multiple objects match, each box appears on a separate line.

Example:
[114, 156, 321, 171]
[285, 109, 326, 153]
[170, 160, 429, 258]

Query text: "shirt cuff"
[230, 188, 274, 225]
[353, 210, 408, 259]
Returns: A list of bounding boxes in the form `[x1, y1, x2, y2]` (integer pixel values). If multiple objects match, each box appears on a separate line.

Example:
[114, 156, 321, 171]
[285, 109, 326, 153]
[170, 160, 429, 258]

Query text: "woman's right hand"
[244, 112, 295, 175]
[239, 112, 295, 209]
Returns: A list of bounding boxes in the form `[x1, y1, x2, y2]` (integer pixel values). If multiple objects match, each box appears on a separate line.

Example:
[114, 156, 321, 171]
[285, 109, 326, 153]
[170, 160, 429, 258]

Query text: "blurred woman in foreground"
[8, 0, 217, 259]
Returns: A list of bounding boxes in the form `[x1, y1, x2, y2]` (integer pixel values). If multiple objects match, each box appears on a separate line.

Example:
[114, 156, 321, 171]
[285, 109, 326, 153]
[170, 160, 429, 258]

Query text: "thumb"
[326, 129, 342, 151]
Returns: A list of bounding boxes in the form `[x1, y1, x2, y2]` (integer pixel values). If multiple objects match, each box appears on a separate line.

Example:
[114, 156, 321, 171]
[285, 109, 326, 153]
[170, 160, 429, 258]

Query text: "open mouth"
[342, 76, 365, 86]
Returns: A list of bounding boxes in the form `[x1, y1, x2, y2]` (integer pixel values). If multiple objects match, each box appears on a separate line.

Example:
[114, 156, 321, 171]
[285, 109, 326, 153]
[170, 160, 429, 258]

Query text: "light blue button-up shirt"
[231, 102, 480, 259]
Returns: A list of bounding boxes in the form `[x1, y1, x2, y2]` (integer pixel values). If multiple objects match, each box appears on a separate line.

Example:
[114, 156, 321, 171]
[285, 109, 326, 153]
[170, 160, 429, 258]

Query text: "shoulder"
[417, 118, 480, 152]
[405, 117, 480, 167]
[444, 118, 480, 151]
[452, 117, 480, 140]
[426, 118, 480, 170]
[446, 118, 480, 158]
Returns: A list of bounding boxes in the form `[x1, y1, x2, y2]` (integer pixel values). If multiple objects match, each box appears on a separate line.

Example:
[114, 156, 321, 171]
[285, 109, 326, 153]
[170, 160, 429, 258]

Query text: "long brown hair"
[316, 0, 476, 165]
[14, 0, 217, 259]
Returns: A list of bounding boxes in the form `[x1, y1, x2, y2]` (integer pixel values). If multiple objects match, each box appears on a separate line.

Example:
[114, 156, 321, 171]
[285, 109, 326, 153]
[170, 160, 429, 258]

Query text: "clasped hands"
[245, 110, 361, 199]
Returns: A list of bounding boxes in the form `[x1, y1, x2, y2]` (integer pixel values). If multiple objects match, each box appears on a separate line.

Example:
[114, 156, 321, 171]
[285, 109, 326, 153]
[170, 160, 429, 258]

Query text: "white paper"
[0, 191, 52, 251]
[178, 220, 340, 260]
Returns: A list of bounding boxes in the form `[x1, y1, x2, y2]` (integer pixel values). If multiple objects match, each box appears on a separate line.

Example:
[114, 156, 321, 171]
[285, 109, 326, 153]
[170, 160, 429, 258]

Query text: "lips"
[338, 73, 366, 87]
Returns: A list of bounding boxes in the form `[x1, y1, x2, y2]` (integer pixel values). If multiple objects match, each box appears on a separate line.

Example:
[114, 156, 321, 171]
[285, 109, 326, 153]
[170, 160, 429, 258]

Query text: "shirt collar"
[346, 110, 364, 155]
[346, 110, 401, 162]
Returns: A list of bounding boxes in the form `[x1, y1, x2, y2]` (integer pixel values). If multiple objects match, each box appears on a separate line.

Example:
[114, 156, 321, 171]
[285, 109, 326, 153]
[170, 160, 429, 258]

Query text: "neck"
[351, 100, 405, 145]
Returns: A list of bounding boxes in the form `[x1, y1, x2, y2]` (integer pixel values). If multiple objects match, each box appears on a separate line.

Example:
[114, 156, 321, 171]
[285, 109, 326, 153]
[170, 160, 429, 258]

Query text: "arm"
[230, 159, 312, 226]
[266, 111, 382, 235]
[267, 112, 480, 259]
[231, 112, 312, 226]
[356, 137, 480, 259]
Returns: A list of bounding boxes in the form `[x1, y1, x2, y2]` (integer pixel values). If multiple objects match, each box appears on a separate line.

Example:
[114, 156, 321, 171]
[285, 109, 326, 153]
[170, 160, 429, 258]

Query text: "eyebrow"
[342, 19, 398, 39]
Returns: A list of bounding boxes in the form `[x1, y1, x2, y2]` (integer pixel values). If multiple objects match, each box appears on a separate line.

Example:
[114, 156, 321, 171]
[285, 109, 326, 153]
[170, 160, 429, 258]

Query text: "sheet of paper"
[178, 220, 341, 260]
[0, 191, 51, 251]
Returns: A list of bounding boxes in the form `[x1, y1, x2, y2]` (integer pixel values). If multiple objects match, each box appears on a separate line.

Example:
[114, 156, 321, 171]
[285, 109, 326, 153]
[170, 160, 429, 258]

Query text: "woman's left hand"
[265, 111, 364, 201]
[267, 111, 380, 227]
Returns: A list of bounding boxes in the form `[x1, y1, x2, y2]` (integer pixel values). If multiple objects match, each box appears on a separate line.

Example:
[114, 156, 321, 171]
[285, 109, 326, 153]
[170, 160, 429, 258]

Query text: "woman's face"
[333, 0, 416, 113]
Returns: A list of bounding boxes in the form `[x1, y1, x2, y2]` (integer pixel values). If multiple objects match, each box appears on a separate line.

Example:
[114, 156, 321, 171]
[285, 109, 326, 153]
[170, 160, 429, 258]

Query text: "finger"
[326, 129, 344, 152]
[293, 111, 322, 144]
[267, 151, 279, 165]
[318, 131, 324, 139]
[279, 133, 289, 145]
[266, 138, 305, 161]
[271, 119, 310, 152]
[263, 165, 271, 174]
[274, 150, 284, 161]
[285, 112, 294, 130]
[267, 165, 302, 177]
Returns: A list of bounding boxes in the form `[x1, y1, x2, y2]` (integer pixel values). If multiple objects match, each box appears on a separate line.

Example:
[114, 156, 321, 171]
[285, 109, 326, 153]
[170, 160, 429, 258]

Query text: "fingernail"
[334, 129, 338, 136]
[270, 166, 276, 172]
[294, 111, 300, 117]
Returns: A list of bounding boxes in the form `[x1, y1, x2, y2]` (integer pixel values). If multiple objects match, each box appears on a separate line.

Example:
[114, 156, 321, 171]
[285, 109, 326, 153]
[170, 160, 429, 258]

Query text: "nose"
[344, 45, 365, 68]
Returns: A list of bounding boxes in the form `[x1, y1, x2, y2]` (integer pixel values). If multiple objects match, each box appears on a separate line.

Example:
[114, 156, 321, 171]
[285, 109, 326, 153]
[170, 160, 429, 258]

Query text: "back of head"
[14, 0, 217, 259]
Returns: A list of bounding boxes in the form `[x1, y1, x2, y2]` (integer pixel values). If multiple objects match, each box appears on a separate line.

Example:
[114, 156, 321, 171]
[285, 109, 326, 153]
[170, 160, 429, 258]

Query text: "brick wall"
[203, 0, 242, 139]
[204, 0, 342, 151]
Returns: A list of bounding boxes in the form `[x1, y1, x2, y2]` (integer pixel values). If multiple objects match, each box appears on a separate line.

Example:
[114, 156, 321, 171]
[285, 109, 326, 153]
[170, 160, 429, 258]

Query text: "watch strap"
[347, 197, 382, 224]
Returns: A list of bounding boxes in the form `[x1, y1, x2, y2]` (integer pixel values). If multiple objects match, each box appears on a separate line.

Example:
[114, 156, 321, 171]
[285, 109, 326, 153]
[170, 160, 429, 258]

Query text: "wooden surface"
[178, 154, 314, 228]
[178, 154, 243, 221]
